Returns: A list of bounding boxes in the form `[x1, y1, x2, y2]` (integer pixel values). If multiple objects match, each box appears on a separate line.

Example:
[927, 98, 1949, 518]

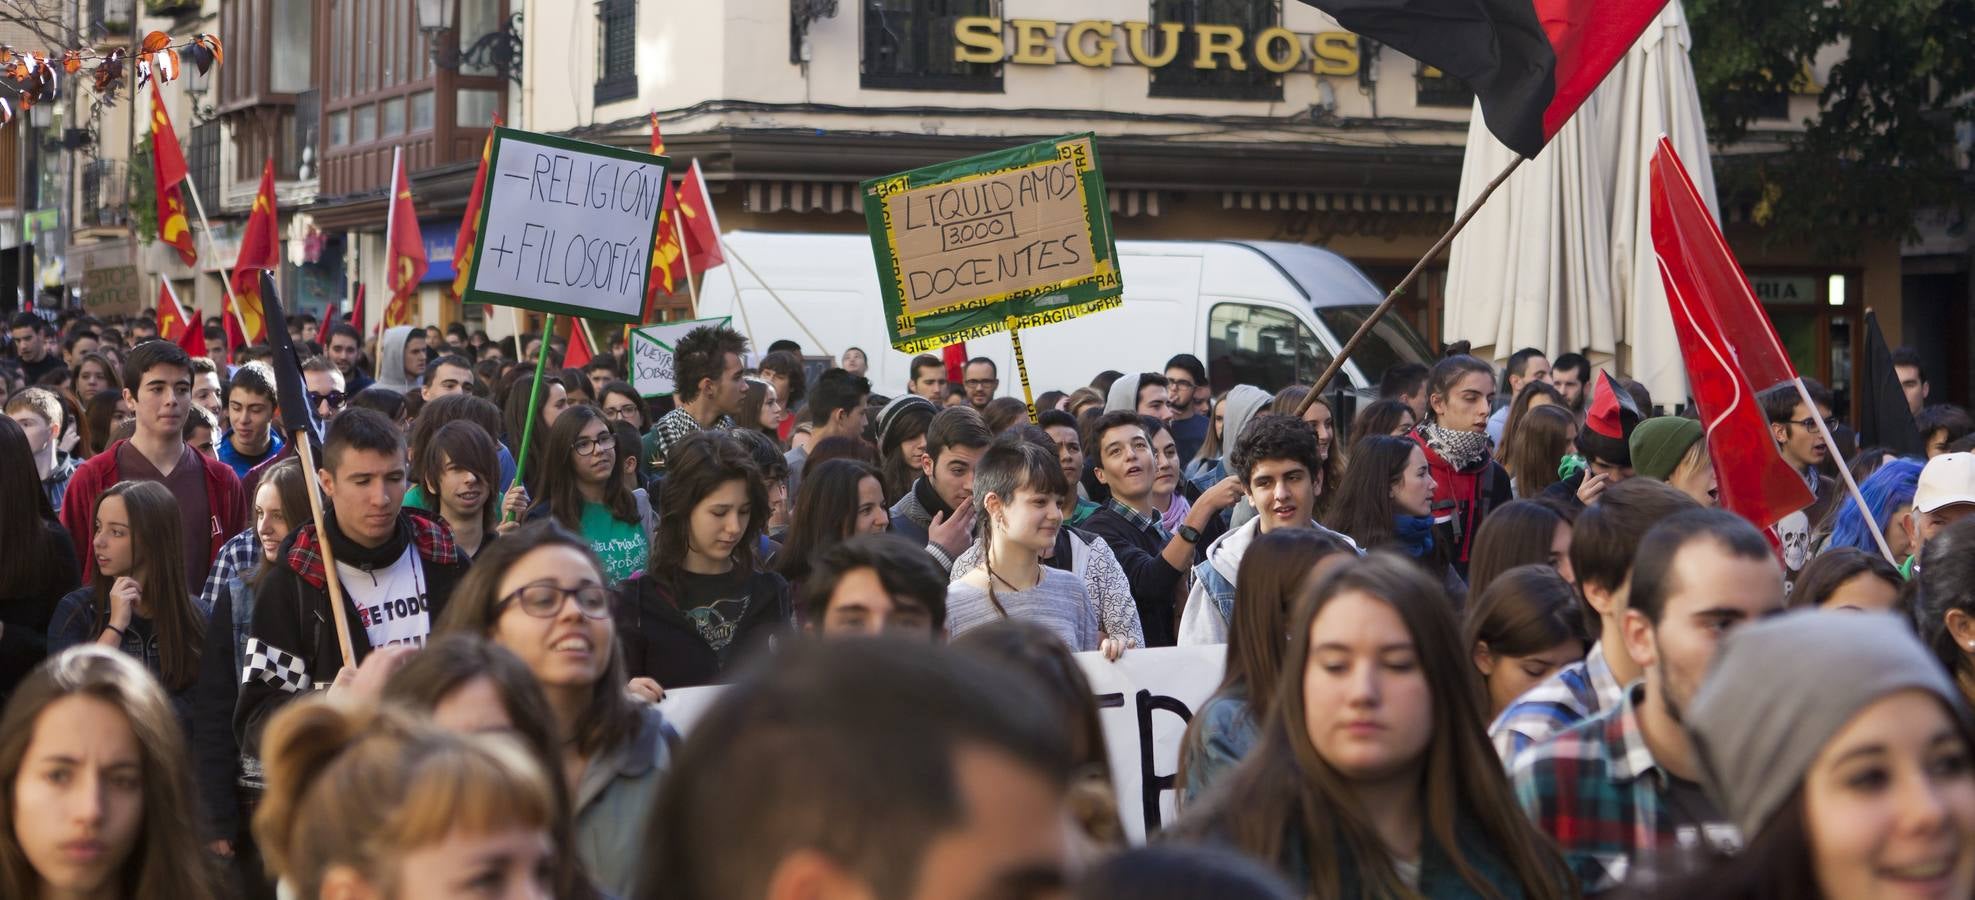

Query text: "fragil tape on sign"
[862, 133, 1123, 354]
[630, 317, 732, 398]
[463, 127, 670, 324]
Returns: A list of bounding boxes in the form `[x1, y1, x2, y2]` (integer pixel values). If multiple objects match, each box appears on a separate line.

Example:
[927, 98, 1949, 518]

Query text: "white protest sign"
[462, 128, 669, 324]
[655, 644, 1225, 844]
[629, 317, 732, 398]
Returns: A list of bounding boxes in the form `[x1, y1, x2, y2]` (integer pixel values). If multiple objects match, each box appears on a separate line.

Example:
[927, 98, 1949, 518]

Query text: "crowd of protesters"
[3, 304, 1975, 899]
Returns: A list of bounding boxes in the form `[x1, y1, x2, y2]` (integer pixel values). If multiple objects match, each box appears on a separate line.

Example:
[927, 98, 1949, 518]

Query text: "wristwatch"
[1176, 523, 1201, 544]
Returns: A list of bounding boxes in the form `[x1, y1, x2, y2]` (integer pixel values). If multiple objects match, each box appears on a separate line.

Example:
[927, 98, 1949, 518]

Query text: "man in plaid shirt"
[1491, 480, 1699, 766]
[1512, 509, 1784, 893]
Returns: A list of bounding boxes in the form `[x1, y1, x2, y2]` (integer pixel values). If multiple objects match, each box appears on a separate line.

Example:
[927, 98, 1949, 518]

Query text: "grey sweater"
[946, 567, 1100, 651]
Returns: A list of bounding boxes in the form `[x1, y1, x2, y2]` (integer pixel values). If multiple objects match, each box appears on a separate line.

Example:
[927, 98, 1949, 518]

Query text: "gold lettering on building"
[951, 18, 1362, 76]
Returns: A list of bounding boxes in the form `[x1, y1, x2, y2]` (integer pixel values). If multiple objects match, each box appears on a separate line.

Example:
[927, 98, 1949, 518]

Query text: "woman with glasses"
[597, 380, 649, 432]
[508, 406, 655, 584]
[435, 521, 677, 898]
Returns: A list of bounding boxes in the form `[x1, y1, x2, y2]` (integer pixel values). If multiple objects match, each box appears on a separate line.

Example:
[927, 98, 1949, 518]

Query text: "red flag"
[1294, 0, 1669, 158]
[148, 79, 197, 265]
[348, 282, 366, 334]
[452, 115, 501, 300]
[643, 114, 685, 321]
[942, 342, 968, 385]
[564, 318, 595, 370]
[225, 159, 278, 349]
[1653, 139, 1813, 529]
[675, 160, 724, 273]
[156, 279, 204, 357]
[384, 148, 427, 328]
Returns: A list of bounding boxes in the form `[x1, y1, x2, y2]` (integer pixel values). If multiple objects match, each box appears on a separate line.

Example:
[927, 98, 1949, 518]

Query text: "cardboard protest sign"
[862, 134, 1123, 355]
[463, 128, 669, 324]
[657, 644, 1224, 843]
[629, 316, 731, 397]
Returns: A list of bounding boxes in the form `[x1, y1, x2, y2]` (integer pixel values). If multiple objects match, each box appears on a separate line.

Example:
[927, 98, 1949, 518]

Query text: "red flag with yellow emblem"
[452, 115, 500, 300]
[225, 159, 278, 350]
[642, 114, 685, 321]
[156, 278, 204, 357]
[148, 79, 197, 266]
[675, 160, 725, 273]
[384, 147, 427, 328]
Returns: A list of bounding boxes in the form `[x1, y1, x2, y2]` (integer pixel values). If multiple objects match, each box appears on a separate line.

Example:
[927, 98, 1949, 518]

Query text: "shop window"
[1415, 63, 1473, 108]
[1207, 302, 1332, 394]
[595, 0, 637, 104]
[1147, 0, 1281, 101]
[862, 0, 1003, 92]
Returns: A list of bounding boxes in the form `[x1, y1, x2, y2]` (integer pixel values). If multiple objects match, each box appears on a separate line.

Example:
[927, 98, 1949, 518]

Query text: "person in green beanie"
[1630, 417, 1717, 507]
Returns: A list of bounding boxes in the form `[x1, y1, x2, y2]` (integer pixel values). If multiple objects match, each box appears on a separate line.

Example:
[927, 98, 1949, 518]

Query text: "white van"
[697, 231, 1434, 400]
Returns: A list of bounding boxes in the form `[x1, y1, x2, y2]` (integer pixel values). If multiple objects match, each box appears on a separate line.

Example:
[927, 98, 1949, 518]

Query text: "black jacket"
[0, 522, 78, 704]
[233, 510, 468, 756]
[616, 568, 790, 689]
[1080, 505, 1185, 647]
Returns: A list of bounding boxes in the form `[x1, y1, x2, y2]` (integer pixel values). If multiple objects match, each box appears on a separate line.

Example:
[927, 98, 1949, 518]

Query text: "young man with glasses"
[1164, 353, 1210, 464]
[1761, 380, 1838, 588]
[962, 357, 999, 411]
[233, 407, 470, 756]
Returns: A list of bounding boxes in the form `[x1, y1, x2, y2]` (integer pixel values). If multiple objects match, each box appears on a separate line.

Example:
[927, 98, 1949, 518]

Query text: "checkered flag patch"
[242, 638, 313, 693]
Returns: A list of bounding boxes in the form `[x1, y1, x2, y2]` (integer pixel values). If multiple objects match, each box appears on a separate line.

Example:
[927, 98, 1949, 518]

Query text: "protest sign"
[463, 128, 670, 324]
[657, 644, 1224, 843]
[862, 134, 1124, 355]
[629, 316, 731, 397]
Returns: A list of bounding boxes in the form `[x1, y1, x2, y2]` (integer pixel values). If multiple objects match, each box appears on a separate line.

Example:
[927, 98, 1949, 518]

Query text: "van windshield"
[1313, 305, 1434, 385]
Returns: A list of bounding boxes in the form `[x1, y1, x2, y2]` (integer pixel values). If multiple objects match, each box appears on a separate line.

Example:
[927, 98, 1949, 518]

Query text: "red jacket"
[60, 439, 249, 582]
[1410, 430, 1512, 577]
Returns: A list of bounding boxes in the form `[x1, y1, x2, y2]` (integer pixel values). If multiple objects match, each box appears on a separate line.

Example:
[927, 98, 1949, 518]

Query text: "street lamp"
[416, 0, 524, 86]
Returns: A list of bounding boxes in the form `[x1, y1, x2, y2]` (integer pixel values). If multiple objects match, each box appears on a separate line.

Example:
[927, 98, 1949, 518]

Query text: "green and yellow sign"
[862, 134, 1123, 354]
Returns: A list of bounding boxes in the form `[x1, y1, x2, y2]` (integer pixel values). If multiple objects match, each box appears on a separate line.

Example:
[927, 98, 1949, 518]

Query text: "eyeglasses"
[309, 390, 347, 410]
[497, 581, 613, 619]
[1781, 416, 1822, 431]
[1168, 379, 1197, 391]
[964, 378, 999, 389]
[603, 406, 639, 422]
[574, 433, 618, 456]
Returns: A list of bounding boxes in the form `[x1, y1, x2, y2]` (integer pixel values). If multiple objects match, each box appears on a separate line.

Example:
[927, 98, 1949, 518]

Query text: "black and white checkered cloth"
[241, 638, 313, 693]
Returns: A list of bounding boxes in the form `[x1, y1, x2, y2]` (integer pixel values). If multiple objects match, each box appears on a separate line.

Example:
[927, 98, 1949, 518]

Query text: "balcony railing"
[80, 160, 128, 229]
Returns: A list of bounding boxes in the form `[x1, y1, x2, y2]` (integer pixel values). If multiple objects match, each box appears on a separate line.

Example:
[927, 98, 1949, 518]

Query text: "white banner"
[629, 317, 732, 398]
[463, 128, 669, 324]
[657, 644, 1226, 843]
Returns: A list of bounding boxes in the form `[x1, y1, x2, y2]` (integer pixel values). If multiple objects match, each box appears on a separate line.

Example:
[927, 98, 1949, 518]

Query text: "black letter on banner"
[1136, 690, 1193, 832]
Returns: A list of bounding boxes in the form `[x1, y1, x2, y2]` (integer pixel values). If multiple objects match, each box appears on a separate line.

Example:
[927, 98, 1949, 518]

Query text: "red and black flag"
[1296, 0, 1668, 157]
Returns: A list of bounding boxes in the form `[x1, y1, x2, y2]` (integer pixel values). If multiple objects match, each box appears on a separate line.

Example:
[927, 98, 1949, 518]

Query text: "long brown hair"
[382, 634, 593, 899]
[0, 646, 224, 899]
[972, 437, 1069, 618]
[649, 431, 768, 588]
[1269, 385, 1342, 516]
[249, 457, 318, 597]
[92, 481, 202, 691]
[252, 699, 557, 900]
[1461, 564, 1590, 712]
[534, 404, 637, 528]
[1182, 553, 1570, 900]
[1493, 380, 1566, 465]
[1502, 404, 1576, 496]
[436, 521, 643, 757]
[1465, 498, 1572, 600]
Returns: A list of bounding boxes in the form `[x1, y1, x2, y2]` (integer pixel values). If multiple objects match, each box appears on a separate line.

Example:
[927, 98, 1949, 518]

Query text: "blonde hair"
[252, 699, 558, 898]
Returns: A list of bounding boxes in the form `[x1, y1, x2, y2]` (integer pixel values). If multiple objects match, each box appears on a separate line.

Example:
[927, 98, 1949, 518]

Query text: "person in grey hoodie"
[372, 325, 428, 394]
[1178, 414, 1359, 645]
[1184, 384, 1272, 493]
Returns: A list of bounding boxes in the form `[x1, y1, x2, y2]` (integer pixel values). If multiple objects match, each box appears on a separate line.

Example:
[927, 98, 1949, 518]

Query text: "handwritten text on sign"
[883, 141, 1099, 315]
[467, 130, 669, 323]
[657, 644, 1223, 843]
[629, 317, 732, 398]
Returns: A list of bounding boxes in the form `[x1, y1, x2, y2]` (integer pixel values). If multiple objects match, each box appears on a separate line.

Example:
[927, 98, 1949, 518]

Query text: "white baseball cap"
[1914, 452, 1975, 514]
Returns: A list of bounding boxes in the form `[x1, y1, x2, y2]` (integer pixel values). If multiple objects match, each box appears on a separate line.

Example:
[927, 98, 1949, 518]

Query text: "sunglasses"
[309, 390, 348, 410]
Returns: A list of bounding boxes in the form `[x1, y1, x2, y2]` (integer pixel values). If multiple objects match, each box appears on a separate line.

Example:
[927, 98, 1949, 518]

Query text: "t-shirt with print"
[674, 566, 759, 663]
[582, 501, 648, 583]
[340, 544, 433, 649]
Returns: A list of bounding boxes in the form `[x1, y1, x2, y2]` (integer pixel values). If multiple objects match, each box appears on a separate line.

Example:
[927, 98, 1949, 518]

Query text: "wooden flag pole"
[291, 428, 357, 668]
[506, 312, 557, 523]
[1008, 321, 1038, 424]
[1295, 155, 1526, 416]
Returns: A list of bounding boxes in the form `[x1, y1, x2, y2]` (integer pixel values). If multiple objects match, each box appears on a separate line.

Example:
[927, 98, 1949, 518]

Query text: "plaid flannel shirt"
[1489, 640, 1627, 767]
[647, 408, 736, 472]
[1510, 683, 1739, 894]
[1105, 498, 1170, 543]
[197, 528, 262, 619]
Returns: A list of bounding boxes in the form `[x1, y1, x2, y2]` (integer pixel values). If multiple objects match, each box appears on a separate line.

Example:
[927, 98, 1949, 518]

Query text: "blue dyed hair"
[1825, 458, 1922, 554]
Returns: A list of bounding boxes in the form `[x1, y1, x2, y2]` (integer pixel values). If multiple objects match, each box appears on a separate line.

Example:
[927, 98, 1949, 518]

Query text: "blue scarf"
[1394, 514, 1436, 558]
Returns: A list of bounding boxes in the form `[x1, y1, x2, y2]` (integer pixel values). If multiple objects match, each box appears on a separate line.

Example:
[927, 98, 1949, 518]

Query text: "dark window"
[861, 0, 1002, 92]
[1206, 302, 1332, 395]
[1415, 63, 1473, 108]
[1147, 0, 1281, 101]
[595, 0, 637, 104]
[189, 121, 222, 213]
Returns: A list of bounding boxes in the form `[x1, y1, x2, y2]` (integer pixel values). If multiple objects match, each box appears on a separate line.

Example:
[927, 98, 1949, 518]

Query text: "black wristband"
[104, 623, 126, 639]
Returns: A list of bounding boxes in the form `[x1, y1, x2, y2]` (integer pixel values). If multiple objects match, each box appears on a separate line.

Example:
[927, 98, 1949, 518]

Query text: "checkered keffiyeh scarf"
[1419, 421, 1492, 471]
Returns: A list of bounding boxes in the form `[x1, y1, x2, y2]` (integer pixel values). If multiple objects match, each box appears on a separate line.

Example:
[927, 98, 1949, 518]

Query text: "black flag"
[257, 270, 323, 450]
[1858, 310, 1924, 456]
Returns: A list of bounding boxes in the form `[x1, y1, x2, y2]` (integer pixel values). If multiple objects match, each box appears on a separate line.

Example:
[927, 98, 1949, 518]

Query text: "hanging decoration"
[0, 31, 222, 125]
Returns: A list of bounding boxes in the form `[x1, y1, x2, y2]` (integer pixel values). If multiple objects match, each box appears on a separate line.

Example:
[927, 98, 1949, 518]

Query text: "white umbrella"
[1609, 0, 1718, 409]
[1444, 76, 1620, 369]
